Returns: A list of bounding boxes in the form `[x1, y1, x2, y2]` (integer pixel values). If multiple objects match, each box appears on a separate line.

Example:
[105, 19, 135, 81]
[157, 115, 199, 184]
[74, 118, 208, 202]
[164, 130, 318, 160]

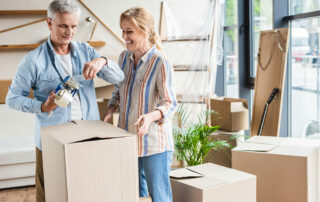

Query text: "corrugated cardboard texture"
[232, 136, 319, 202]
[42, 121, 139, 202]
[0, 80, 11, 104]
[204, 132, 237, 168]
[210, 98, 249, 132]
[170, 163, 256, 202]
[95, 85, 114, 99]
[97, 99, 110, 121]
[0, 80, 34, 104]
[97, 99, 119, 126]
[250, 28, 289, 137]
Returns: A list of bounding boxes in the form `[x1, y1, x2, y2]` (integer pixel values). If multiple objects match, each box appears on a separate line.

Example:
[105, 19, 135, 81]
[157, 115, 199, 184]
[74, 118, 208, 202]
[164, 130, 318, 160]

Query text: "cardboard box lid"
[233, 136, 318, 156]
[41, 120, 133, 145]
[170, 163, 256, 190]
[211, 97, 248, 108]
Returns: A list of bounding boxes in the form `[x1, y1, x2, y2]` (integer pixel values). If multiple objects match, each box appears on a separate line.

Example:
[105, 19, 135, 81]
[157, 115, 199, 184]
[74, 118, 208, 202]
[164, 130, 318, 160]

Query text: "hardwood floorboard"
[0, 186, 35, 202]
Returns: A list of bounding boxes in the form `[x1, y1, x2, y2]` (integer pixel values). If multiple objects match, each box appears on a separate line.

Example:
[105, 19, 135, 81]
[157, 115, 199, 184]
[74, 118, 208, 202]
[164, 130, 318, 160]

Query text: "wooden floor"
[0, 186, 35, 202]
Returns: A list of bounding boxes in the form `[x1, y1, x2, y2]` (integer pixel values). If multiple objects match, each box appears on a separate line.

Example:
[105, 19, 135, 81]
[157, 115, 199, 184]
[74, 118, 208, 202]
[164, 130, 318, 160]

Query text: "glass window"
[290, 0, 320, 15]
[291, 16, 320, 138]
[252, 0, 273, 76]
[224, 0, 239, 98]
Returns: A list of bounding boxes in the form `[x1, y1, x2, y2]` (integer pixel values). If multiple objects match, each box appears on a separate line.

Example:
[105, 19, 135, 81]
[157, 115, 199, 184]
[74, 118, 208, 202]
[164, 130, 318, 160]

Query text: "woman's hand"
[135, 110, 162, 136]
[103, 105, 117, 123]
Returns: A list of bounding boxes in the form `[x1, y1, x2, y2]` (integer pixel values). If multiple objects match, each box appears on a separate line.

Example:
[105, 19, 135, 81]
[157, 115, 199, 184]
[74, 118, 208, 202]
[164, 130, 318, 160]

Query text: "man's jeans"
[138, 151, 173, 202]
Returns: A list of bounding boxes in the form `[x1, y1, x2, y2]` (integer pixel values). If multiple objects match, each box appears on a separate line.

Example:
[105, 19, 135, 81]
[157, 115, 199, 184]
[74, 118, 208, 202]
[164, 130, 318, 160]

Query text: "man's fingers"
[83, 63, 91, 79]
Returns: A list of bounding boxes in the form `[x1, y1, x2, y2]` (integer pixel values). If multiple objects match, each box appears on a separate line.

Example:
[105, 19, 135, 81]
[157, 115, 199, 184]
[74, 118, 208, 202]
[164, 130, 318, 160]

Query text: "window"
[252, 0, 273, 76]
[224, 0, 239, 98]
[291, 0, 320, 15]
[290, 16, 320, 138]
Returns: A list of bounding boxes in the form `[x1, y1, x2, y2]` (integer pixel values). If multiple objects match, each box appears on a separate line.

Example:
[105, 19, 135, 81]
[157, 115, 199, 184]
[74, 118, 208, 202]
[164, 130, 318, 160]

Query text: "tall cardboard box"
[232, 136, 320, 202]
[170, 163, 256, 202]
[41, 120, 139, 202]
[210, 97, 249, 132]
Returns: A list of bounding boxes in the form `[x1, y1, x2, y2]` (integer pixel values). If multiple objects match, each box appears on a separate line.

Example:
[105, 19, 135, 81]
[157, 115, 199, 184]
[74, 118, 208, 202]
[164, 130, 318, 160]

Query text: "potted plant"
[173, 104, 231, 166]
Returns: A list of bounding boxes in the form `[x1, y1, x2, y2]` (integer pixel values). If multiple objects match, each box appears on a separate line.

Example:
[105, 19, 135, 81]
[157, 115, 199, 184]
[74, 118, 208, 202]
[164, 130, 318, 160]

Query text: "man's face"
[47, 12, 79, 46]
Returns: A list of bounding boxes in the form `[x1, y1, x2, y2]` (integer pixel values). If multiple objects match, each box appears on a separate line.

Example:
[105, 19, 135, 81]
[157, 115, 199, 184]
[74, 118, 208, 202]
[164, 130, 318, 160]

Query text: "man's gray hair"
[48, 0, 81, 19]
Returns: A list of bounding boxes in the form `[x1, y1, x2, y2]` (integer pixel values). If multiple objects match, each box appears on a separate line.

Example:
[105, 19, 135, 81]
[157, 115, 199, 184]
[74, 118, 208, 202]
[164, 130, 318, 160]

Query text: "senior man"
[6, 0, 124, 201]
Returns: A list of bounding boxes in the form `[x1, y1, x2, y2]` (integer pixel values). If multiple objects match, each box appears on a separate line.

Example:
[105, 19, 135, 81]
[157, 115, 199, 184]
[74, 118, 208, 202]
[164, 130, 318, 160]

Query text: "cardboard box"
[41, 120, 139, 202]
[232, 136, 320, 202]
[97, 99, 119, 126]
[0, 80, 33, 104]
[170, 163, 256, 202]
[0, 80, 12, 104]
[210, 97, 249, 132]
[95, 85, 114, 99]
[204, 130, 244, 168]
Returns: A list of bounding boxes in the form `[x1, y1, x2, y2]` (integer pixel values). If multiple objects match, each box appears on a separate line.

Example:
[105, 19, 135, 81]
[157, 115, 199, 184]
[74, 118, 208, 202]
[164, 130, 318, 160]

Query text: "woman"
[104, 7, 177, 202]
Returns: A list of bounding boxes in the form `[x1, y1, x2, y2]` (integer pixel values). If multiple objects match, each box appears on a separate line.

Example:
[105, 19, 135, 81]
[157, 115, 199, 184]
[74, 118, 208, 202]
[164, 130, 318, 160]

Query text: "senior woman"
[104, 7, 177, 202]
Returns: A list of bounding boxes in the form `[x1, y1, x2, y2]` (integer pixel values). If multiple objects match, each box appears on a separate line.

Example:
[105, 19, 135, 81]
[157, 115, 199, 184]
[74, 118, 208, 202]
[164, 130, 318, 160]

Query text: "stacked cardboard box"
[97, 99, 119, 126]
[170, 163, 256, 202]
[232, 136, 320, 202]
[209, 97, 249, 132]
[204, 130, 244, 168]
[41, 120, 139, 202]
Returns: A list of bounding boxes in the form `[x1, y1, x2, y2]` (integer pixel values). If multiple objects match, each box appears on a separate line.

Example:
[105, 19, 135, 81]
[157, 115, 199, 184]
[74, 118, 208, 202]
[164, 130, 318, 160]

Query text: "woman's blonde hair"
[120, 7, 161, 51]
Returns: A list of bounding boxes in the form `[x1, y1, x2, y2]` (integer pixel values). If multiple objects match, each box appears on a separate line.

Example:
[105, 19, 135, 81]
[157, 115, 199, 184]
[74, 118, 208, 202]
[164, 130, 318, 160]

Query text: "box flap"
[170, 168, 203, 179]
[233, 142, 277, 152]
[246, 136, 284, 145]
[41, 120, 133, 145]
[188, 163, 256, 182]
[180, 177, 227, 190]
[230, 102, 247, 112]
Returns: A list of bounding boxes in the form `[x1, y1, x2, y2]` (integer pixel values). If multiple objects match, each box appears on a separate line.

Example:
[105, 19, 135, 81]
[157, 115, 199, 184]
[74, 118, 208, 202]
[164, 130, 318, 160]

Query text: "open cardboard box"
[41, 120, 139, 202]
[170, 163, 256, 202]
[232, 136, 320, 202]
[210, 97, 249, 132]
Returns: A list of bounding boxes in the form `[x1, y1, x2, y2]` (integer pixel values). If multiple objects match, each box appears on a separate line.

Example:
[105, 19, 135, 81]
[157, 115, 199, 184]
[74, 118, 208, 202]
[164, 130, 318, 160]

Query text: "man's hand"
[135, 110, 162, 136]
[103, 105, 116, 123]
[83, 57, 107, 80]
[41, 91, 57, 113]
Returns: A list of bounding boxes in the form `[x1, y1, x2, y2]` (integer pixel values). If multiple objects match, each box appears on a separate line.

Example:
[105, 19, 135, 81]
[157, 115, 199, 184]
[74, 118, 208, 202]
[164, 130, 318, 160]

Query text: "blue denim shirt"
[6, 39, 124, 150]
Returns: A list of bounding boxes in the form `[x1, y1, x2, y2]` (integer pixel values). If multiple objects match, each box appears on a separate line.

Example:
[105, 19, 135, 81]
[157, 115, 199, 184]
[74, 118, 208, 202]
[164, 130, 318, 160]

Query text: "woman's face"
[120, 18, 150, 53]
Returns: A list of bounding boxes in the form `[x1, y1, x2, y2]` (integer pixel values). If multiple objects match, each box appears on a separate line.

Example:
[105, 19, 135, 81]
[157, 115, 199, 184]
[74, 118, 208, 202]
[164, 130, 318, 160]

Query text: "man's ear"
[46, 17, 52, 30]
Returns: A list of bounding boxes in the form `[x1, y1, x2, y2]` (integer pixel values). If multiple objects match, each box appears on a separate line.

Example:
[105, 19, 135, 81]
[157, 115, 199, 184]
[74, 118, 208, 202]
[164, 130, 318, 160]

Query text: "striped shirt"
[109, 46, 177, 157]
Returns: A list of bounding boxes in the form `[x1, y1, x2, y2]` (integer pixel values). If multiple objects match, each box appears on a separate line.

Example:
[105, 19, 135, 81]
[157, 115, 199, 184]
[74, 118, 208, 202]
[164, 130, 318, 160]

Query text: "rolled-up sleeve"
[155, 60, 177, 123]
[6, 55, 42, 113]
[86, 43, 124, 84]
[97, 59, 124, 84]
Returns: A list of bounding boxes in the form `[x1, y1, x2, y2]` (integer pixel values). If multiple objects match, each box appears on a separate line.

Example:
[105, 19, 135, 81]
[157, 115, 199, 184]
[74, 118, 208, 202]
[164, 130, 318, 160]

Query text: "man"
[6, 0, 124, 201]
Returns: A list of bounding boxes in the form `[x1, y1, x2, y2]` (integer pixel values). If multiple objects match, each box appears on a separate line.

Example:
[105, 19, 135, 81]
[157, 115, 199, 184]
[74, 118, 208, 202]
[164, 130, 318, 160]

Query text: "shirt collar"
[129, 45, 156, 63]
[46, 37, 76, 57]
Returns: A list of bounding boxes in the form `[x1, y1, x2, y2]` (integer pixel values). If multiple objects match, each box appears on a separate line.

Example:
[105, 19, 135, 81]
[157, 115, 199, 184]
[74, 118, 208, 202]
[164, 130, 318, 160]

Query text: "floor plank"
[0, 186, 35, 202]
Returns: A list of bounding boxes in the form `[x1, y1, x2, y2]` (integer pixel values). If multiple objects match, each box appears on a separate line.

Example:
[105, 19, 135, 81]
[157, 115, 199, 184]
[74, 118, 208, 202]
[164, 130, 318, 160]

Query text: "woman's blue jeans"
[138, 151, 173, 202]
